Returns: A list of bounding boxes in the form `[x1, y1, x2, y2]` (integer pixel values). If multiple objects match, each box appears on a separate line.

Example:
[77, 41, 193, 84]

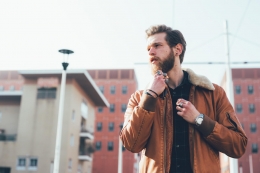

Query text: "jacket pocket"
[226, 112, 238, 131]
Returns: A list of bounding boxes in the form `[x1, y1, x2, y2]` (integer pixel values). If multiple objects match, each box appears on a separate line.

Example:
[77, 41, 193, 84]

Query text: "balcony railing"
[79, 146, 94, 161]
[0, 134, 16, 141]
[80, 127, 94, 140]
[79, 147, 92, 157]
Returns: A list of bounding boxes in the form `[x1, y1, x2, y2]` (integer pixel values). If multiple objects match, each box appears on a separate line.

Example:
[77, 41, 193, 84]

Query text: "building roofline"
[18, 70, 109, 107]
[0, 91, 22, 96]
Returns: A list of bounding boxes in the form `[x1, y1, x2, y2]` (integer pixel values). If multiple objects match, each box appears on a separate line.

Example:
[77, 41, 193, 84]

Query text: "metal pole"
[53, 69, 67, 173]
[224, 20, 238, 173]
[118, 124, 123, 173]
[118, 137, 123, 173]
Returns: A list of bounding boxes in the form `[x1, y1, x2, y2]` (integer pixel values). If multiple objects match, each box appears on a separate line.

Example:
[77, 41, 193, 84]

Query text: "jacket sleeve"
[203, 85, 248, 158]
[119, 90, 156, 153]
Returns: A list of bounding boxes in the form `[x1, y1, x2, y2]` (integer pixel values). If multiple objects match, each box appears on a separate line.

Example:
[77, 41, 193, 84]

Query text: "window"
[110, 86, 116, 94]
[248, 85, 253, 94]
[81, 101, 88, 119]
[97, 122, 102, 131]
[37, 87, 56, 99]
[235, 85, 241, 94]
[98, 107, 103, 112]
[236, 104, 242, 113]
[99, 86, 104, 94]
[77, 165, 82, 173]
[120, 123, 124, 130]
[249, 104, 255, 113]
[122, 86, 128, 94]
[250, 123, 256, 133]
[18, 158, 26, 166]
[71, 110, 75, 121]
[108, 142, 114, 151]
[96, 141, 101, 150]
[68, 159, 72, 169]
[121, 104, 127, 112]
[252, 143, 258, 153]
[110, 104, 115, 112]
[80, 118, 86, 132]
[9, 85, 15, 91]
[29, 158, 38, 170]
[108, 122, 114, 132]
[70, 135, 74, 146]
[17, 157, 26, 170]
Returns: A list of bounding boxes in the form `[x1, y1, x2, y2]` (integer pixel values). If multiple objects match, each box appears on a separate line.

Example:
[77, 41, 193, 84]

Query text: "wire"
[134, 61, 260, 65]
[230, 0, 252, 48]
[230, 34, 260, 48]
[183, 61, 260, 65]
[187, 33, 223, 53]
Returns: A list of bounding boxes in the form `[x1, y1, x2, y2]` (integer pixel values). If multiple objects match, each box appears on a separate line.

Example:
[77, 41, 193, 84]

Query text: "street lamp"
[118, 123, 123, 173]
[53, 49, 74, 173]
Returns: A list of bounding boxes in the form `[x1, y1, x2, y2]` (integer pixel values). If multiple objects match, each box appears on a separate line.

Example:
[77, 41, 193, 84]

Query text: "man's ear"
[174, 43, 183, 56]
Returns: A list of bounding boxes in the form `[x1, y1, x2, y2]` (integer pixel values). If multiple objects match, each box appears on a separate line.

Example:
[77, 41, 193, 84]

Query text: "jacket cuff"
[138, 92, 157, 112]
[196, 115, 216, 137]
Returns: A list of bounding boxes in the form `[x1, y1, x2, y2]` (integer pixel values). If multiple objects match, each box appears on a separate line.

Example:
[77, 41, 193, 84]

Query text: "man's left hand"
[176, 98, 200, 124]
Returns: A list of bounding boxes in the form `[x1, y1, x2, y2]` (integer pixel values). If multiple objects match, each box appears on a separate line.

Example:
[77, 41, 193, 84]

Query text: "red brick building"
[231, 68, 260, 173]
[88, 69, 138, 173]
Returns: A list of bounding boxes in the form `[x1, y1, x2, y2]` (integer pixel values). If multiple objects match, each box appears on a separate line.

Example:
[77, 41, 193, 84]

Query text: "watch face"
[197, 118, 203, 124]
[195, 114, 204, 126]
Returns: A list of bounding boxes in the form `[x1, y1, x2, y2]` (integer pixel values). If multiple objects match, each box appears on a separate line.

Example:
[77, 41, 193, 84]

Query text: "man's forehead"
[147, 33, 167, 45]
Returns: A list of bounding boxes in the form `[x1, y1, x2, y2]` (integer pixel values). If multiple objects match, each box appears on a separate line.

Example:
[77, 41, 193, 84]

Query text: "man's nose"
[149, 47, 156, 56]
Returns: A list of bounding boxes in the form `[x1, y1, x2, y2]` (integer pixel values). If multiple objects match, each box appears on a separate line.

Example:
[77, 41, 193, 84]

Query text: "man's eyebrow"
[153, 41, 163, 44]
[148, 41, 163, 47]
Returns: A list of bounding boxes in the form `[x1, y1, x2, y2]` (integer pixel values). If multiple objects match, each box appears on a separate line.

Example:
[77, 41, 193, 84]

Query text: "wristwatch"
[195, 114, 204, 126]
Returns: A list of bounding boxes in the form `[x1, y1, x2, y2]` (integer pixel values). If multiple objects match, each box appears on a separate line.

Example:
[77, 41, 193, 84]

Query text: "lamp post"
[118, 123, 123, 173]
[53, 49, 74, 173]
[224, 20, 238, 173]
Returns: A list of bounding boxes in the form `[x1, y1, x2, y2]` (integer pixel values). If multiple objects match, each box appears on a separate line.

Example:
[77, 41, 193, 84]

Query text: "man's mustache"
[150, 56, 160, 62]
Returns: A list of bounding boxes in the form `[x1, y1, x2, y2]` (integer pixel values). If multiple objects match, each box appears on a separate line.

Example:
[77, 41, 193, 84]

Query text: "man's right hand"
[147, 70, 167, 95]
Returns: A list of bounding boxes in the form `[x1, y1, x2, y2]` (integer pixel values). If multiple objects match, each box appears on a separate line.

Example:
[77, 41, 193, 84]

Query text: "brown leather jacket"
[120, 69, 247, 173]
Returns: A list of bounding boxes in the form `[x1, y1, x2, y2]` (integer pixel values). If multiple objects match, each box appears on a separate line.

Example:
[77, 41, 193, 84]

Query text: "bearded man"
[119, 25, 247, 173]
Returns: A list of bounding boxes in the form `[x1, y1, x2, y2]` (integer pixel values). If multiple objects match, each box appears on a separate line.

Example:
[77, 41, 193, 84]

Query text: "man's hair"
[145, 25, 186, 63]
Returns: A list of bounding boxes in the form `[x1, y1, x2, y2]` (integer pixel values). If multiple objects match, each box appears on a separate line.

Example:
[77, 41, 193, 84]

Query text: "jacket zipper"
[190, 86, 196, 173]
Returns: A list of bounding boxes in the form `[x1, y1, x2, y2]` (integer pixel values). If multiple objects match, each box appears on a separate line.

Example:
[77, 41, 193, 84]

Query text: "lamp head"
[58, 49, 74, 70]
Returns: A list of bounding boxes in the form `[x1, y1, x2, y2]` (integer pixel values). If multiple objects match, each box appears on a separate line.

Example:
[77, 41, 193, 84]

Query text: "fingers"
[177, 110, 184, 117]
[176, 99, 188, 107]
[148, 70, 167, 95]
[155, 70, 168, 84]
[176, 99, 200, 124]
[176, 98, 188, 117]
[155, 70, 167, 78]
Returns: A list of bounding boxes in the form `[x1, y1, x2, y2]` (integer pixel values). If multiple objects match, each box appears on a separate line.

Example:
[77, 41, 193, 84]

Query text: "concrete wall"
[0, 75, 97, 173]
[0, 97, 20, 135]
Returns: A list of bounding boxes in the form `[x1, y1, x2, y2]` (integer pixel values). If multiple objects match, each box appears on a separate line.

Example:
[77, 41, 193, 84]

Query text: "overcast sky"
[1, 0, 260, 89]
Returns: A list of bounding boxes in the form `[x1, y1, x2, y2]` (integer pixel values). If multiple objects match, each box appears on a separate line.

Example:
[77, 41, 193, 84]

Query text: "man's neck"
[166, 65, 184, 89]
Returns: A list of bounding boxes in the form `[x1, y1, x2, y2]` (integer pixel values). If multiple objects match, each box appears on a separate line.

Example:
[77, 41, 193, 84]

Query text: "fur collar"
[183, 68, 215, 91]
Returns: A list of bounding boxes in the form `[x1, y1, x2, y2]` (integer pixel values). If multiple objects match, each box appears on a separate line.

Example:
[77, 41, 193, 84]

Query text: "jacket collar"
[183, 68, 215, 91]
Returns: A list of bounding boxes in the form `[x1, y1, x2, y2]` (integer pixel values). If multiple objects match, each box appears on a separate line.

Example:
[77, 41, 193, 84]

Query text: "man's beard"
[151, 49, 175, 75]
